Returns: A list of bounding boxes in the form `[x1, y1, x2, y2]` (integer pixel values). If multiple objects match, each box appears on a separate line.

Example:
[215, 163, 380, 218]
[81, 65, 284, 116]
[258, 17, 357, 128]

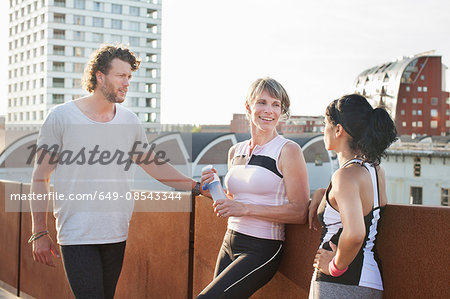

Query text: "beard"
[100, 78, 124, 103]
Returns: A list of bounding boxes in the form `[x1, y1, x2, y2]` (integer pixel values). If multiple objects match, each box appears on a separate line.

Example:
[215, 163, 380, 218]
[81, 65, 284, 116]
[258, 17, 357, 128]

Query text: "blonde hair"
[246, 77, 290, 120]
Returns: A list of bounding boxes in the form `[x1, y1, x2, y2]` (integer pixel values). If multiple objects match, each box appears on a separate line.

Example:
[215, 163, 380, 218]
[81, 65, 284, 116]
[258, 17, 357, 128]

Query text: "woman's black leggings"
[197, 229, 283, 299]
[60, 241, 126, 299]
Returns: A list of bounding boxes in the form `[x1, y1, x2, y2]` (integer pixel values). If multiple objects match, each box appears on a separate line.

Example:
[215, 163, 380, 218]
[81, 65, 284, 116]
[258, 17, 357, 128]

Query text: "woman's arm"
[214, 141, 310, 224]
[314, 167, 366, 273]
[308, 188, 326, 230]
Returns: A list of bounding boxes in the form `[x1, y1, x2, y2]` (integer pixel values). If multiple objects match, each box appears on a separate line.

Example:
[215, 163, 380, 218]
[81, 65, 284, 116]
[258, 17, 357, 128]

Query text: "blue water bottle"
[201, 165, 227, 201]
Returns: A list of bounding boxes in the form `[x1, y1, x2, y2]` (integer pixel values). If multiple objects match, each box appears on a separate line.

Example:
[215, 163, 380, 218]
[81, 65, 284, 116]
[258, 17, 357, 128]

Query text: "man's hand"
[32, 234, 60, 267]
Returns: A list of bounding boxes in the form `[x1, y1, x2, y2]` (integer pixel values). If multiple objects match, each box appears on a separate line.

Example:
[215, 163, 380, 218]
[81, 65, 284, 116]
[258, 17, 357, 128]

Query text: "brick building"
[354, 51, 450, 136]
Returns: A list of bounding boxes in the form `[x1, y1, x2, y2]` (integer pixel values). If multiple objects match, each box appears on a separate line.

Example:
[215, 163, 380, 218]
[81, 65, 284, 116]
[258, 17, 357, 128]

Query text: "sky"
[1, 0, 450, 125]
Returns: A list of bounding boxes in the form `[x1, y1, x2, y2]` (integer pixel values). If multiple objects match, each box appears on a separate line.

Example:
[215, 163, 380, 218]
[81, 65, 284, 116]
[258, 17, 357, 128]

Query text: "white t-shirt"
[36, 101, 148, 245]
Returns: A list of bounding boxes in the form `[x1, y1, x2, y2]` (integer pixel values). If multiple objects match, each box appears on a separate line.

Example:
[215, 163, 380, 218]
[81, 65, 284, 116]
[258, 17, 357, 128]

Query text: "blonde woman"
[197, 78, 310, 298]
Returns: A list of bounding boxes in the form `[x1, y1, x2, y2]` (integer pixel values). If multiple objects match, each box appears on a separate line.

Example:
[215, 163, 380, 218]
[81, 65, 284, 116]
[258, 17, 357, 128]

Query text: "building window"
[146, 98, 156, 108]
[54, 13, 65, 23]
[111, 34, 122, 43]
[73, 63, 84, 73]
[413, 157, 421, 177]
[129, 21, 139, 31]
[73, 79, 82, 88]
[410, 186, 422, 205]
[129, 97, 139, 106]
[93, 17, 104, 27]
[147, 38, 156, 48]
[146, 68, 156, 78]
[129, 36, 140, 46]
[52, 94, 64, 104]
[418, 98, 423, 104]
[412, 121, 417, 127]
[53, 61, 65, 72]
[53, 29, 65, 39]
[446, 109, 450, 116]
[402, 98, 407, 103]
[93, 2, 104, 11]
[417, 121, 423, 127]
[441, 188, 450, 206]
[406, 86, 410, 92]
[446, 120, 450, 127]
[74, 15, 85, 25]
[74, 0, 85, 9]
[111, 19, 122, 30]
[430, 120, 438, 128]
[54, 0, 65, 7]
[431, 97, 438, 105]
[146, 54, 157, 62]
[418, 110, 422, 116]
[74, 47, 84, 57]
[412, 98, 417, 104]
[129, 82, 139, 92]
[145, 113, 157, 123]
[146, 83, 156, 93]
[430, 109, 438, 117]
[111, 4, 122, 14]
[53, 78, 64, 88]
[146, 23, 157, 33]
[92, 33, 103, 42]
[417, 86, 422, 92]
[402, 122, 407, 127]
[412, 110, 416, 115]
[73, 31, 85, 41]
[420, 74, 425, 80]
[423, 86, 428, 92]
[147, 8, 157, 18]
[130, 6, 140, 16]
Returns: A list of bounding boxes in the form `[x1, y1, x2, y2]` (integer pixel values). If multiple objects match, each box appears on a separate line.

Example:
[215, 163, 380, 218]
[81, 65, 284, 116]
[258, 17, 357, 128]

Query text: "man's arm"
[134, 151, 198, 191]
[30, 149, 60, 267]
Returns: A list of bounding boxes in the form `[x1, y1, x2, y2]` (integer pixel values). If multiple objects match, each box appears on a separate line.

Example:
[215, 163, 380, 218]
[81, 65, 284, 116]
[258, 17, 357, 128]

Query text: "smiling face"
[247, 89, 282, 133]
[98, 58, 132, 103]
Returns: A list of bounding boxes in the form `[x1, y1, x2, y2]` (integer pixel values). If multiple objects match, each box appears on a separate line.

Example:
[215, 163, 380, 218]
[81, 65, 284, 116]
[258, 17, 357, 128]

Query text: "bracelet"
[328, 256, 348, 277]
[28, 230, 49, 243]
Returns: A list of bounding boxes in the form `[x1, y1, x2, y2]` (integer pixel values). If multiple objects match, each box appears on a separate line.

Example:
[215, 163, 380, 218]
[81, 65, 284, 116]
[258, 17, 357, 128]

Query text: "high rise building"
[7, 0, 161, 129]
[353, 51, 450, 136]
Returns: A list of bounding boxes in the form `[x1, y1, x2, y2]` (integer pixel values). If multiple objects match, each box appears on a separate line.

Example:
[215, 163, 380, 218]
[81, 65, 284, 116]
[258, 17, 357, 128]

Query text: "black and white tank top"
[313, 159, 384, 291]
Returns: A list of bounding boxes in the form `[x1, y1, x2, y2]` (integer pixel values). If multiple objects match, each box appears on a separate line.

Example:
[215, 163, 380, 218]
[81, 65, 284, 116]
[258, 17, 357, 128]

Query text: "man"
[29, 45, 202, 299]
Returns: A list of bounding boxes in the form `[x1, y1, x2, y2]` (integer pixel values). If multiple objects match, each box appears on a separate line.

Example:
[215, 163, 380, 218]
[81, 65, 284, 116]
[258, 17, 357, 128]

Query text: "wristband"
[328, 256, 348, 277]
[28, 230, 49, 243]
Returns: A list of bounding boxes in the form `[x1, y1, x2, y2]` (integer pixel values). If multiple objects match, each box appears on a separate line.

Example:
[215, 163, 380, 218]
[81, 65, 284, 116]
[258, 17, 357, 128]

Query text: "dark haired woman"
[308, 94, 397, 299]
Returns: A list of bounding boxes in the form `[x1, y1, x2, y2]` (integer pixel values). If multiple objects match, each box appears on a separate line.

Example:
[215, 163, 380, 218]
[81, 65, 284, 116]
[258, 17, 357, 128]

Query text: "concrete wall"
[1, 182, 450, 298]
